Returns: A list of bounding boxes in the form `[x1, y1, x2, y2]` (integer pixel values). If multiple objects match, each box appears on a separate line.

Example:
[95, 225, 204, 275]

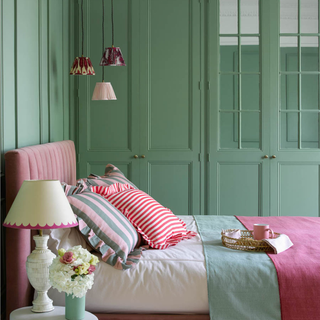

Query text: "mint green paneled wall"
[2, 0, 71, 152]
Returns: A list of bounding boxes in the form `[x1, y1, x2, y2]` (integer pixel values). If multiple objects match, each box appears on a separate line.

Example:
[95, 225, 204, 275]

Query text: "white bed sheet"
[49, 216, 209, 314]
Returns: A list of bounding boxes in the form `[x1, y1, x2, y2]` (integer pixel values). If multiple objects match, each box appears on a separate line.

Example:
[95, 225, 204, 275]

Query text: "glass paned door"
[280, 0, 320, 149]
[270, 0, 320, 217]
[208, 0, 270, 216]
[220, 0, 260, 149]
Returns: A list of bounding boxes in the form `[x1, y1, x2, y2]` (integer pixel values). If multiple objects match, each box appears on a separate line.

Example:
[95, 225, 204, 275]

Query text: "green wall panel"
[2, 0, 16, 151]
[218, 163, 260, 216]
[149, 0, 191, 150]
[1, 0, 70, 152]
[149, 162, 191, 215]
[16, 0, 40, 148]
[280, 164, 319, 217]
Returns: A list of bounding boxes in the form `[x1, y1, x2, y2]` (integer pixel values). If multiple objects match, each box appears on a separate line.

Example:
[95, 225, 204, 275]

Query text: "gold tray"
[221, 229, 280, 252]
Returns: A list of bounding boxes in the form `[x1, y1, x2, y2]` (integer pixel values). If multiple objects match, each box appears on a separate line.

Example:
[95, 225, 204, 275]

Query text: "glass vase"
[65, 293, 86, 320]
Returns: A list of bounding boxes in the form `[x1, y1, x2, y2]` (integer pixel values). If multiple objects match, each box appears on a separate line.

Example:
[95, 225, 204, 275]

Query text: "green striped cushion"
[85, 164, 138, 189]
[67, 191, 142, 270]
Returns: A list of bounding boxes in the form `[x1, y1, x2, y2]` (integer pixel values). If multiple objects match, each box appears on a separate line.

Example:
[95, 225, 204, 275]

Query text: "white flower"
[49, 245, 98, 298]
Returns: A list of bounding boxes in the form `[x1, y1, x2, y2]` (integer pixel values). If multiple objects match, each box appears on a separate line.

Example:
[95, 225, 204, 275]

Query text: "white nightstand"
[10, 306, 98, 320]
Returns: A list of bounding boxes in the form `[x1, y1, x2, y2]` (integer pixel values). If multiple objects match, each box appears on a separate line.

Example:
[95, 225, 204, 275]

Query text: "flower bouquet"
[49, 245, 99, 298]
[49, 245, 99, 320]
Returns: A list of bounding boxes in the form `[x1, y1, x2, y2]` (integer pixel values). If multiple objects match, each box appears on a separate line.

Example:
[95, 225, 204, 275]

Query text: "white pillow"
[44, 228, 91, 255]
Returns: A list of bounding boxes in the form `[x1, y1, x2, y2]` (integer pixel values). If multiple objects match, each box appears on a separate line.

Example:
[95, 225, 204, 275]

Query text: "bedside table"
[10, 306, 98, 319]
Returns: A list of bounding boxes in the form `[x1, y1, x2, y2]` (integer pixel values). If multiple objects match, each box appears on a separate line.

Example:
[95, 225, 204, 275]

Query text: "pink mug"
[252, 224, 274, 240]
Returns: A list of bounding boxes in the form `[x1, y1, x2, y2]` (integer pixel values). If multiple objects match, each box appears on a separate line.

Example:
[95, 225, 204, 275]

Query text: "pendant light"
[70, 0, 95, 75]
[92, 0, 117, 100]
[99, 0, 126, 66]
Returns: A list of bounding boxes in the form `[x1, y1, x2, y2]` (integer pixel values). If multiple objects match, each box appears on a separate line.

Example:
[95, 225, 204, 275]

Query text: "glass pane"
[220, 37, 238, 72]
[241, 37, 259, 72]
[280, 0, 298, 33]
[280, 74, 299, 110]
[220, 74, 238, 110]
[281, 112, 298, 149]
[241, 74, 259, 110]
[301, 113, 319, 148]
[241, 0, 259, 34]
[280, 37, 298, 71]
[220, 0, 238, 34]
[220, 112, 238, 149]
[241, 112, 260, 149]
[301, 0, 318, 33]
[302, 74, 319, 110]
[301, 37, 319, 71]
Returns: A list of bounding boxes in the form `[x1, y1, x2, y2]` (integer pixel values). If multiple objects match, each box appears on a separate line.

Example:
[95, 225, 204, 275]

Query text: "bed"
[5, 141, 209, 320]
[5, 140, 320, 320]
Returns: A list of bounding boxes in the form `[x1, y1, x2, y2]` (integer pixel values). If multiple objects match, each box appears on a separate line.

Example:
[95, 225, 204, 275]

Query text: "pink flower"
[60, 251, 75, 264]
[88, 265, 96, 274]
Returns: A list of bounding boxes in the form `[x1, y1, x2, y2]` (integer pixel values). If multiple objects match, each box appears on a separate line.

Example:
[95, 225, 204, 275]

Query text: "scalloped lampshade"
[70, 56, 95, 76]
[3, 180, 78, 229]
[92, 82, 117, 100]
[100, 47, 126, 66]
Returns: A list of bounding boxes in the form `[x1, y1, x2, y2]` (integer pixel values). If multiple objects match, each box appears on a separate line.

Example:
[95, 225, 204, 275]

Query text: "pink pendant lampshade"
[70, 56, 95, 75]
[100, 47, 126, 66]
[92, 82, 117, 100]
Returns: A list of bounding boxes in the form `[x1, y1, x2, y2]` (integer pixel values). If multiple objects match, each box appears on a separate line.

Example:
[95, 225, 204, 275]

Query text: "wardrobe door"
[138, 0, 202, 215]
[77, 1, 141, 184]
[207, 0, 270, 216]
[270, 0, 320, 217]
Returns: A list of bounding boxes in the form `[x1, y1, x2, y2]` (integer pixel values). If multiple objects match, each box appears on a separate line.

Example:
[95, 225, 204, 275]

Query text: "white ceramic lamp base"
[26, 234, 56, 312]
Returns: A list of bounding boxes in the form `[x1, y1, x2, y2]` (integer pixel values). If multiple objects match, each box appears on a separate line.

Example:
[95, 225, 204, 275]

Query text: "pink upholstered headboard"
[5, 140, 76, 319]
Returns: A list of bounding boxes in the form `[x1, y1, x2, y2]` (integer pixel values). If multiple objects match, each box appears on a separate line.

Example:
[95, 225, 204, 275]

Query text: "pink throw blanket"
[236, 216, 320, 320]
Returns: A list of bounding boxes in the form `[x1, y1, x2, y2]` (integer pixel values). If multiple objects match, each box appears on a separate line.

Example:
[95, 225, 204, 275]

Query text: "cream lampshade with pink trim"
[3, 180, 78, 313]
[3, 180, 78, 229]
[92, 82, 117, 100]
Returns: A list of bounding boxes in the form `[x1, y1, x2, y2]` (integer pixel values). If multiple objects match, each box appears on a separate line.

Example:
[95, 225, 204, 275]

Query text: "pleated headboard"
[5, 140, 76, 319]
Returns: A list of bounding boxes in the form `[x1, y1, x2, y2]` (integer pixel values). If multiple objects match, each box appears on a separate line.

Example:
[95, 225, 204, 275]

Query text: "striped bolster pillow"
[62, 180, 87, 196]
[67, 191, 142, 270]
[91, 184, 197, 250]
[84, 164, 138, 189]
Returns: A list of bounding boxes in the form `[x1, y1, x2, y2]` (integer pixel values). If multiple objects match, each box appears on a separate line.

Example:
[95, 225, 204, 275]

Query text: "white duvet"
[48, 216, 209, 314]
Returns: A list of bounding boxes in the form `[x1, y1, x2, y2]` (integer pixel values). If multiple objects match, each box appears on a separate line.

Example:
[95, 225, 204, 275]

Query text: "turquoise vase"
[65, 293, 86, 320]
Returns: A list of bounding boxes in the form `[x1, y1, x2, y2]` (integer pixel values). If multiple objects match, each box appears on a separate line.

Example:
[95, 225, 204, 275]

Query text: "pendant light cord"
[81, 0, 84, 56]
[102, 0, 105, 81]
[111, 0, 114, 46]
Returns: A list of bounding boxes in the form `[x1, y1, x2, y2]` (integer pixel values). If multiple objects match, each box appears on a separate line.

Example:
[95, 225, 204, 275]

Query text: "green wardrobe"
[75, 0, 320, 217]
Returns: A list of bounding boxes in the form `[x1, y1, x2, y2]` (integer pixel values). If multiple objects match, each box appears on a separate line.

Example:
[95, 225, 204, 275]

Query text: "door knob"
[134, 155, 138, 159]
[271, 155, 276, 159]
[141, 155, 146, 158]
[263, 155, 269, 159]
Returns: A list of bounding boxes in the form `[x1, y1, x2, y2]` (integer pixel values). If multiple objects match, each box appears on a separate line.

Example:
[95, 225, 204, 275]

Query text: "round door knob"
[134, 155, 138, 159]
[263, 155, 269, 159]
[141, 155, 146, 158]
[271, 155, 276, 159]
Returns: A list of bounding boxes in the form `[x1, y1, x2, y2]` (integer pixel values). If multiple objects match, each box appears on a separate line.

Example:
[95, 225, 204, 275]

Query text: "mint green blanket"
[194, 215, 281, 320]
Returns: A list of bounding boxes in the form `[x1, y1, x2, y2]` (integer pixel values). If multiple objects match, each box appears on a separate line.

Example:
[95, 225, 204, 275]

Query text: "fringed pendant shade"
[99, 0, 126, 66]
[70, 56, 95, 75]
[92, 0, 117, 100]
[70, 0, 95, 75]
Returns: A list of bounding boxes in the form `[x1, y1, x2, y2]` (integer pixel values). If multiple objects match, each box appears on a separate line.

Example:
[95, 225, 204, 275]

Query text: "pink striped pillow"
[91, 184, 197, 249]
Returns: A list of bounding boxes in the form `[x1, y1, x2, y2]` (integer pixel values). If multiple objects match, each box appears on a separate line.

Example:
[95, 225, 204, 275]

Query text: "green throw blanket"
[194, 215, 281, 320]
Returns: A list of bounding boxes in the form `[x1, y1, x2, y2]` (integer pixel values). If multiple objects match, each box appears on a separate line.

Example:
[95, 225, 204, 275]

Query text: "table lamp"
[3, 180, 78, 313]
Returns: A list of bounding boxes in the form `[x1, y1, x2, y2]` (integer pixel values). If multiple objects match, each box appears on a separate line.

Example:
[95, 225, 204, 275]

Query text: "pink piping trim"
[3, 221, 78, 229]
